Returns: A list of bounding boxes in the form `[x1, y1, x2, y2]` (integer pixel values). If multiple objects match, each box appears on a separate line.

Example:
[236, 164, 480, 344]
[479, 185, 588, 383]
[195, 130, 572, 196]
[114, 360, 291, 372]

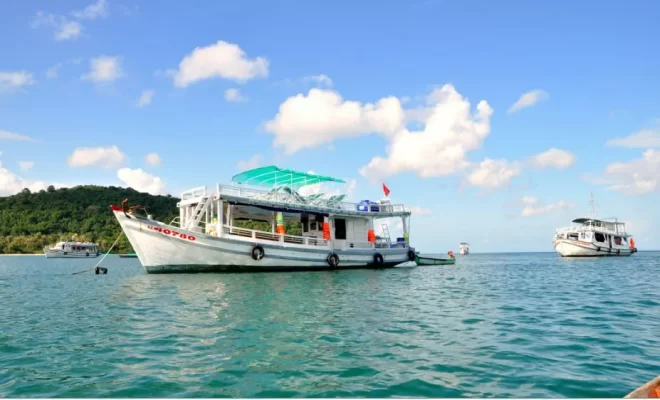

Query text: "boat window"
[595, 233, 605, 242]
[301, 214, 309, 233]
[614, 236, 622, 245]
[334, 218, 346, 240]
[310, 221, 317, 231]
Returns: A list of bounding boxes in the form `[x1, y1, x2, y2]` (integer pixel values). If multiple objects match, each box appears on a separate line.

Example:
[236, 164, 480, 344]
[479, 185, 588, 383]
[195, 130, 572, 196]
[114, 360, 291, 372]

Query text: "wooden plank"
[625, 375, 660, 398]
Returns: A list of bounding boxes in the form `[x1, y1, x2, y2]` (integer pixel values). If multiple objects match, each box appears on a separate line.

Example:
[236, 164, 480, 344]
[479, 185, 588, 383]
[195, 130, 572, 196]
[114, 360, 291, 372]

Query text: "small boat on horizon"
[459, 242, 469, 255]
[552, 194, 637, 257]
[118, 253, 137, 258]
[44, 240, 100, 259]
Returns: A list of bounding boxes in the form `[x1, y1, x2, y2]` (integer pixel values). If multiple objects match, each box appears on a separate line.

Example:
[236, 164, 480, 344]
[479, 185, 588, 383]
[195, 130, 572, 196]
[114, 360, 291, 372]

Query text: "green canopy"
[231, 165, 346, 188]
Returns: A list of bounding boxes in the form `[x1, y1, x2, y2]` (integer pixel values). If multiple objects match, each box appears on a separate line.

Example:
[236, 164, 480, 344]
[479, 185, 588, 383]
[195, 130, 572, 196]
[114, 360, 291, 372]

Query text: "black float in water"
[95, 267, 108, 275]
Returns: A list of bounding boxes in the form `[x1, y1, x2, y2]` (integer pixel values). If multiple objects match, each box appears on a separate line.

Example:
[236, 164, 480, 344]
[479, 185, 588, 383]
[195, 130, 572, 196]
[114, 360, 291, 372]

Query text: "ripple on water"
[0, 253, 659, 397]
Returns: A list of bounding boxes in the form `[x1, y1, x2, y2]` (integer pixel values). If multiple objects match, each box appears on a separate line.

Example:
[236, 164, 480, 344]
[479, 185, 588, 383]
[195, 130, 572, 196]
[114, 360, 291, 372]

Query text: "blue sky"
[1, 0, 659, 252]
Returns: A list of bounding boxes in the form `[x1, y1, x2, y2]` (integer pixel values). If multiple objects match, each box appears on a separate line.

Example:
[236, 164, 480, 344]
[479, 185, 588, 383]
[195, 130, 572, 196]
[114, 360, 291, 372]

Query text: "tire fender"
[251, 245, 265, 261]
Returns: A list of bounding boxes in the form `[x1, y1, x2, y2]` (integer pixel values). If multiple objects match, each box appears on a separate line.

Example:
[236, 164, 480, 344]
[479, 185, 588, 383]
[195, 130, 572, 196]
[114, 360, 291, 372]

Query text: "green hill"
[0, 185, 179, 254]
[0, 185, 302, 254]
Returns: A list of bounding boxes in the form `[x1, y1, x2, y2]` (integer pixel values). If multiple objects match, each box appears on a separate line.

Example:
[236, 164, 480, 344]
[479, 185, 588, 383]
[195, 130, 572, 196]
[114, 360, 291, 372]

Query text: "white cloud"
[18, 161, 34, 172]
[46, 64, 62, 79]
[0, 161, 50, 196]
[302, 74, 333, 87]
[31, 12, 82, 41]
[117, 167, 165, 195]
[605, 129, 660, 149]
[67, 145, 127, 168]
[173, 40, 269, 87]
[528, 148, 576, 169]
[265, 88, 405, 155]
[0, 71, 36, 93]
[359, 85, 493, 181]
[596, 149, 660, 195]
[408, 206, 432, 215]
[82, 56, 124, 83]
[224, 88, 248, 102]
[508, 89, 548, 114]
[236, 154, 263, 171]
[467, 158, 522, 189]
[520, 196, 574, 217]
[56, 21, 83, 40]
[71, 0, 109, 20]
[136, 89, 155, 107]
[0, 130, 36, 142]
[145, 152, 162, 166]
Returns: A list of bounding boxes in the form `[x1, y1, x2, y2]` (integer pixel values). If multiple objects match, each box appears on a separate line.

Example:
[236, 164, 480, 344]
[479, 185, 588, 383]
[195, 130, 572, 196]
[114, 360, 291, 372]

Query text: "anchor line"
[71, 231, 124, 275]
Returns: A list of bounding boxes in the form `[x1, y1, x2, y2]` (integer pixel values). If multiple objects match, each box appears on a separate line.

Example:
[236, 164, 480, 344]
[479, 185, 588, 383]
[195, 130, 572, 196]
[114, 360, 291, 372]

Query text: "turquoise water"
[1, 252, 659, 398]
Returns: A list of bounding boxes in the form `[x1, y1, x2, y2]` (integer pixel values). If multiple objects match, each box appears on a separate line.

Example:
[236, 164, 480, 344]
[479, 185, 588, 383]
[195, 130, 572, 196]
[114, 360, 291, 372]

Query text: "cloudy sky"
[1, 0, 659, 252]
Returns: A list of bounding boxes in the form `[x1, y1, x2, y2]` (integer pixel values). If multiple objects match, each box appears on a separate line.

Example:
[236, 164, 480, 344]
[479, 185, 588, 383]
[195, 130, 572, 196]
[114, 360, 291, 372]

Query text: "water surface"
[1, 252, 659, 397]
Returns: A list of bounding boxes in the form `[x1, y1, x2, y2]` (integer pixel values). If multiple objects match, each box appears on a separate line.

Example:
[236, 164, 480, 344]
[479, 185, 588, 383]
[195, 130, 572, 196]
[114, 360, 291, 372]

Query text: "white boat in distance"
[459, 242, 469, 255]
[44, 241, 100, 258]
[110, 166, 417, 273]
[552, 195, 637, 257]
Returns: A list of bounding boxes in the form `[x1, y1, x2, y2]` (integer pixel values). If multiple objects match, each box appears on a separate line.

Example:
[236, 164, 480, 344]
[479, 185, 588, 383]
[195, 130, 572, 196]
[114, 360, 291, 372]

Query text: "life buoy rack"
[327, 253, 339, 268]
[407, 249, 416, 262]
[251, 245, 265, 261]
[373, 253, 384, 265]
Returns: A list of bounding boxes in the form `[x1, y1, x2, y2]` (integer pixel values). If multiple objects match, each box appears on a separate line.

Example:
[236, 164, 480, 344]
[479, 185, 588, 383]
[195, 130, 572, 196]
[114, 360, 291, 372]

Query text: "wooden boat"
[626, 375, 660, 398]
[415, 253, 456, 266]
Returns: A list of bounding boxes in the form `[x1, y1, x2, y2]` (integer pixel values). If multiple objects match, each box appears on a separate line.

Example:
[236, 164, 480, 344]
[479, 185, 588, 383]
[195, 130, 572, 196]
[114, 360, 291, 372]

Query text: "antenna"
[588, 192, 596, 218]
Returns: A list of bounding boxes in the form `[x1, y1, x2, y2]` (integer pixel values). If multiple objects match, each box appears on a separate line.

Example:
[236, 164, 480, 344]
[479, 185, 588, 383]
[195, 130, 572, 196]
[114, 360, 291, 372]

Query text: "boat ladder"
[187, 196, 210, 230]
[381, 223, 391, 245]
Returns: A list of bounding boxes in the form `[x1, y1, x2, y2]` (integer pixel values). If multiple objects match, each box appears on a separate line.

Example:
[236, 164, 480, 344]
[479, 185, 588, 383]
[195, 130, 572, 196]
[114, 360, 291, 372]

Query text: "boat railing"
[555, 225, 626, 235]
[216, 184, 408, 215]
[222, 225, 330, 247]
[169, 217, 208, 233]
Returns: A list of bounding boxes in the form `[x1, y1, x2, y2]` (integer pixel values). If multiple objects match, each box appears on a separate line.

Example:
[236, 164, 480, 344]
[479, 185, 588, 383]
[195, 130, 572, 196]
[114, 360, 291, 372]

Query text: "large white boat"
[110, 166, 418, 273]
[459, 242, 469, 255]
[44, 241, 100, 258]
[552, 195, 637, 257]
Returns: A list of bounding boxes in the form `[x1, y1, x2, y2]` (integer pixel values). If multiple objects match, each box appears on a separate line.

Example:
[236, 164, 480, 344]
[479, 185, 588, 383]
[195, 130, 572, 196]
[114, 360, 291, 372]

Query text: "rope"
[71, 232, 124, 275]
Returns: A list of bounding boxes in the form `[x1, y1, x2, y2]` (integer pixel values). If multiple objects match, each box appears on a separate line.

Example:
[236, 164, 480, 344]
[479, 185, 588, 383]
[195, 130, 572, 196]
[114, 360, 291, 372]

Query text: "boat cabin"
[53, 241, 99, 253]
[555, 217, 631, 248]
[173, 166, 412, 251]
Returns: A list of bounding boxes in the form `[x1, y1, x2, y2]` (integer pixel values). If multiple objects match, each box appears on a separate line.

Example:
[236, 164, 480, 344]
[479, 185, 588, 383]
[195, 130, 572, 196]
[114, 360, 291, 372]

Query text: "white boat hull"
[44, 250, 100, 258]
[553, 239, 635, 257]
[111, 207, 416, 273]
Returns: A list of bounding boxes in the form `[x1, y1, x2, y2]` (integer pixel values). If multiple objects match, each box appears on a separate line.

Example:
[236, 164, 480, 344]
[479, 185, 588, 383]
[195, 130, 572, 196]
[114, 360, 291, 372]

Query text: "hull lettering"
[148, 225, 196, 241]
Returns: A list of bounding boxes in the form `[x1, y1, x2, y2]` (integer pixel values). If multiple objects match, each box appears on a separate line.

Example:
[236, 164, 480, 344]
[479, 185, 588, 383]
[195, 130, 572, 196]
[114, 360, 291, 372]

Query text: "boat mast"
[589, 192, 597, 219]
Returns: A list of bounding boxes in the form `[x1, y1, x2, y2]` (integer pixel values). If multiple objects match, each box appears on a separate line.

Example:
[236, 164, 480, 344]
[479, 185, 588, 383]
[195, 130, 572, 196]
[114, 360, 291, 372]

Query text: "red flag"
[382, 183, 390, 197]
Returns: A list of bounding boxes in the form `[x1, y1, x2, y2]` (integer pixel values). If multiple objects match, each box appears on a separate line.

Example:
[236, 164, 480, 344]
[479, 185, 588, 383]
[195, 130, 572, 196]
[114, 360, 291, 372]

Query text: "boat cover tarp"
[231, 165, 345, 189]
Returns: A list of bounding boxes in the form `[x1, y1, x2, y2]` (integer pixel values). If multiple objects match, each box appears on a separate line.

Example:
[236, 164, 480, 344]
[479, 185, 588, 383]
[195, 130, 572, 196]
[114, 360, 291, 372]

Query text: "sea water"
[0, 252, 659, 398]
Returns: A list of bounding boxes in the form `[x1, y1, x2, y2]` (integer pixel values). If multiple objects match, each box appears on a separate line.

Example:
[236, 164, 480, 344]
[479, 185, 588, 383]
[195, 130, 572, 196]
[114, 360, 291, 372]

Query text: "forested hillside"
[0, 185, 302, 254]
[0, 185, 179, 254]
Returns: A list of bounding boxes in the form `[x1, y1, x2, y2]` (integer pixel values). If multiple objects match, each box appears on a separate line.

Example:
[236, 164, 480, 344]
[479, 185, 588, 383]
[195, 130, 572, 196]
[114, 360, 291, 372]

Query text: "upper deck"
[178, 165, 412, 218]
[178, 185, 411, 217]
[556, 217, 629, 236]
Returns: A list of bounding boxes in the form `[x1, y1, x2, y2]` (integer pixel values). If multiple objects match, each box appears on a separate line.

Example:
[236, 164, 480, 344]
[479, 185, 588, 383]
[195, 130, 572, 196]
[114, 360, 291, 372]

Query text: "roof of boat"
[572, 217, 624, 225]
[231, 165, 346, 189]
